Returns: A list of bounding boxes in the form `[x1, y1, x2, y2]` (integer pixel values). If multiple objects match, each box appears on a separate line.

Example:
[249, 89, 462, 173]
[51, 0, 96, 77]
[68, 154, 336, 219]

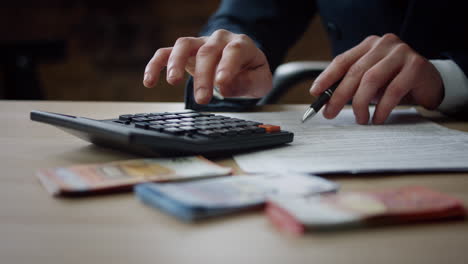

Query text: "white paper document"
[232, 108, 468, 174]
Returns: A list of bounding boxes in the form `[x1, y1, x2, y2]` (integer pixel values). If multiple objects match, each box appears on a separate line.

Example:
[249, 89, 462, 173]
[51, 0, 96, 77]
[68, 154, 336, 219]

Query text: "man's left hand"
[310, 33, 444, 124]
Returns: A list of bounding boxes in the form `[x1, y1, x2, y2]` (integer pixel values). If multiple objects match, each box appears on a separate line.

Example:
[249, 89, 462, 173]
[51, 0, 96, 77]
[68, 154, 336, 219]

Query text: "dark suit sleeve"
[185, 0, 316, 111]
[401, 0, 468, 118]
[436, 9, 468, 118]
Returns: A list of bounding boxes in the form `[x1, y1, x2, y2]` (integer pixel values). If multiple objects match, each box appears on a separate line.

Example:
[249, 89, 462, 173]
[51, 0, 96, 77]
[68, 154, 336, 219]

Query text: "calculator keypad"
[115, 111, 280, 138]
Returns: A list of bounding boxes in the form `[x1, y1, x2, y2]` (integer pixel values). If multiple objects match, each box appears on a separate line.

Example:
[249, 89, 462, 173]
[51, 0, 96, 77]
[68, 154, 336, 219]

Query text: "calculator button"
[194, 125, 215, 130]
[164, 123, 180, 127]
[161, 115, 179, 119]
[147, 113, 165, 116]
[242, 126, 265, 134]
[162, 128, 184, 135]
[149, 116, 167, 121]
[231, 122, 248, 127]
[179, 122, 195, 126]
[251, 126, 266, 133]
[245, 121, 263, 126]
[179, 126, 197, 133]
[207, 121, 223, 125]
[165, 119, 181, 123]
[258, 124, 281, 133]
[225, 130, 238, 136]
[145, 116, 161, 121]
[193, 120, 212, 125]
[132, 117, 150, 122]
[180, 117, 196, 122]
[212, 129, 231, 135]
[149, 120, 166, 125]
[135, 122, 150, 129]
[223, 122, 239, 128]
[209, 124, 225, 129]
[229, 127, 250, 135]
[197, 130, 221, 137]
[169, 111, 196, 115]
[179, 113, 202, 118]
[148, 125, 165, 132]
[194, 117, 211, 121]
[210, 116, 229, 120]
[119, 114, 133, 121]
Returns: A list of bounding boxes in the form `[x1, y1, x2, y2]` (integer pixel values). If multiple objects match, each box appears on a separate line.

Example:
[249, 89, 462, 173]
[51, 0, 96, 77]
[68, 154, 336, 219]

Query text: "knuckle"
[175, 37, 192, 46]
[333, 54, 350, 68]
[216, 77, 230, 89]
[194, 71, 204, 81]
[330, 90, 348, 105]
[409, 55, 426, 68]
[212, 29, 229, 37]
[197, 44, 220, 57]
[237, 34, 251, 42]
[381, 33, 400, 43]
[352, 98, 369, 116]
[226, 40, 247, 50]
[346, 63, 366, 78]
[387, 83, 407, 99]
[352, 96, 366, 108]
[154, 47, 168, 57]
[364, 35, 379, 43]
[394, 43, 411, 53]
[361, 70, 381, 86]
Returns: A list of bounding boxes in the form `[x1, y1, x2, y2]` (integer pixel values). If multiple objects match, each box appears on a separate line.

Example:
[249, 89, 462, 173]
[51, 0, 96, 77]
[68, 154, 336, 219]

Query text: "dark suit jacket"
[185, 0, 468, 117]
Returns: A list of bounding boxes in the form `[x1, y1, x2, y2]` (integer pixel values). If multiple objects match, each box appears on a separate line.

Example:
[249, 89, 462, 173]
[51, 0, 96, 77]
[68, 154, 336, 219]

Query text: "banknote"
[135, 173, 338, 221]
[37, 156, 232, 196]
[266, 186, 466, 235]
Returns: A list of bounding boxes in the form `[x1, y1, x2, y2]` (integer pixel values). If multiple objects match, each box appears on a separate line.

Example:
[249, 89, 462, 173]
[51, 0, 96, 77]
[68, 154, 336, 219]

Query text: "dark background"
[0, 0, 332, 104]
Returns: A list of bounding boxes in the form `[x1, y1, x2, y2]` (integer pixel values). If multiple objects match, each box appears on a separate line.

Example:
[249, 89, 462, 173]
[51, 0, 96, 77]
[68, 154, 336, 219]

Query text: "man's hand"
[310, 33, 444, 124]
[143, 29, 272, 104]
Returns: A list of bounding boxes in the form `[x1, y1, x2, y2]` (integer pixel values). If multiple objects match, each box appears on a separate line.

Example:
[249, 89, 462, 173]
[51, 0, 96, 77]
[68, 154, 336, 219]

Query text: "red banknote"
[266, 186, 466, 235]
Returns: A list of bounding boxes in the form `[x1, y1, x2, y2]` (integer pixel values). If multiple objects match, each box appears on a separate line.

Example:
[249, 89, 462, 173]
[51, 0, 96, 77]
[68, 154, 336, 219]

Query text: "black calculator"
[30, 110, 294, 156]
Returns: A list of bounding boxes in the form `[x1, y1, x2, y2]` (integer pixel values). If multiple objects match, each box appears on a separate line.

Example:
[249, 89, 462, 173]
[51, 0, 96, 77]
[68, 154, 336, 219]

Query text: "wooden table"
[1, 101, 467, 264]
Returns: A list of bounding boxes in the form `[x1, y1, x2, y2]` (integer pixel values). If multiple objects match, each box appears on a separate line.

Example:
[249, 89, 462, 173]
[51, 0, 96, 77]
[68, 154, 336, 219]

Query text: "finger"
[214, 35, 260, 97]
[166, 37, 205, 85]
[223, 63, 272, 98]
[352, 46, 406, 124]
[144, 47, 172, 88]
[322, 33, 402, 120]
[310, 35, 379, 97]
[372, 59, 417, 124]
[194, 30, 230, 104]
[185, 56, 196, 76]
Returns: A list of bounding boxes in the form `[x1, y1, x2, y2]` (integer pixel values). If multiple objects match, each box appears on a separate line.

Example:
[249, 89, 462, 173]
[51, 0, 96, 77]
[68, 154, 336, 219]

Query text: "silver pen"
[302, 78, 342, 123]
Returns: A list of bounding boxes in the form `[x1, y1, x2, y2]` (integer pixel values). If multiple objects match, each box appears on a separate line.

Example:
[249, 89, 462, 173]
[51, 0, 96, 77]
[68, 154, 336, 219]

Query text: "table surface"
[1, 100, 467, 264]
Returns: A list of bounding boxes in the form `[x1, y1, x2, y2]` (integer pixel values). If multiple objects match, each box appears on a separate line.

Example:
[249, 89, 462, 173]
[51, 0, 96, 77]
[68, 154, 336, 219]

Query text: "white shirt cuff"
[430, 59, 468, 113]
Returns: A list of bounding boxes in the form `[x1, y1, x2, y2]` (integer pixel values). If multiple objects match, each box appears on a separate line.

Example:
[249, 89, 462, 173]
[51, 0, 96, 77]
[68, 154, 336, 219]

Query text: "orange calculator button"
[258, 124, 281, 133]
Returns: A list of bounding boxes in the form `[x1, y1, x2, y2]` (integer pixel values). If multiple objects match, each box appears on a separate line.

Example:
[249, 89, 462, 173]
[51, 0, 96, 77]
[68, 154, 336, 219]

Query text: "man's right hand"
[143, 29, 272, 104]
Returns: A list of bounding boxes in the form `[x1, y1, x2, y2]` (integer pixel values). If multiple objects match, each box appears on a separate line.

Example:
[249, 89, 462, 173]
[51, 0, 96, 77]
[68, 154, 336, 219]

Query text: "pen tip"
[302, 107, 316, 123]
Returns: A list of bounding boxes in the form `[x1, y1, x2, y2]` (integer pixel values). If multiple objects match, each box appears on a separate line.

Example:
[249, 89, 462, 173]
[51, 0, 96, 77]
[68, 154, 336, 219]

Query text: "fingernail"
[309, 82, 319, 95]
[168, 68, 179, 80]
[195, 88, 208, 103]
[356, 115, 365, 125]
[216, 71, 226, 82]
[144, 73, 152, 86]
[323, 105, 334, 117]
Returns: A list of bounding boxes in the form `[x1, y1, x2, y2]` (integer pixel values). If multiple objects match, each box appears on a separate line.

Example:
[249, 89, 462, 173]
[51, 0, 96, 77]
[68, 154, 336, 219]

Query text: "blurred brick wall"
[0, 0, 332, 103]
